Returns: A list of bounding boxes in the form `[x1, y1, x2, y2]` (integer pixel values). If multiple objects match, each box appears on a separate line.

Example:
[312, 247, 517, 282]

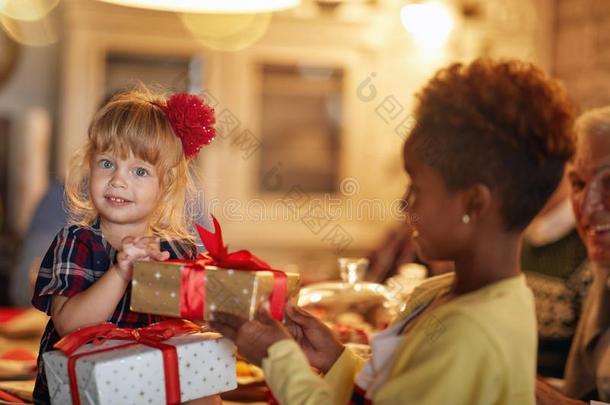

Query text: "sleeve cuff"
[262, 339, 333, 405]
[323, 346, 366, 405]
[265, 339, 305, 362]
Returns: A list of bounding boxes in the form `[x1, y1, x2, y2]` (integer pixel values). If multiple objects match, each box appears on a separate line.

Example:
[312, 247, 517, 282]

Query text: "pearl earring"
[462, 214, 470, 224]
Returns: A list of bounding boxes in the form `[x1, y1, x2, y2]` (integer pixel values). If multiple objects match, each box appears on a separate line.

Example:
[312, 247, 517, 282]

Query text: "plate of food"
[221, 360, 269, 403]
[0, 379, 34, 403]
[236, 360, 265, 386]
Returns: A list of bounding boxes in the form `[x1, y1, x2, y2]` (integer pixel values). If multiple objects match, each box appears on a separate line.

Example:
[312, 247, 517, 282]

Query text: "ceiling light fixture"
[96, 0, 301, 14]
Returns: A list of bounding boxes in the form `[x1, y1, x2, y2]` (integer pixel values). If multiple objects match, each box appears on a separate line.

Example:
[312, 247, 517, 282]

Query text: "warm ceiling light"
[0, 0, 59, 21]
[400, 1, 455, 50]
[96, 0, 301, 13]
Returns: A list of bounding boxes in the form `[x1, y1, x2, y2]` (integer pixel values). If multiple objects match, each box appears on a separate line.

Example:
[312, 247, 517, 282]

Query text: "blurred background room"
[0, 0, 608, 402]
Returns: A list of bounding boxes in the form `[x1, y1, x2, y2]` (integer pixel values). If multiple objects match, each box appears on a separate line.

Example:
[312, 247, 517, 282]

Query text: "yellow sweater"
[262, 273, 537, 405]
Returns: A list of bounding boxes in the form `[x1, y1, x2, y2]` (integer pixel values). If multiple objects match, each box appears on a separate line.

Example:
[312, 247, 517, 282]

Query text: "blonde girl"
[32, 89, 215, 403]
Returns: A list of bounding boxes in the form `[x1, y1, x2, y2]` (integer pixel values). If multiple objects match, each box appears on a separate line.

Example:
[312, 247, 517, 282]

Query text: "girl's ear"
[462, 183, 493, 223]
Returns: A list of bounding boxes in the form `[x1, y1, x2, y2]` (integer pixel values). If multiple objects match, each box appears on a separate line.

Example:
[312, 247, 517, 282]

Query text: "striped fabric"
[31, 218, 196, 404]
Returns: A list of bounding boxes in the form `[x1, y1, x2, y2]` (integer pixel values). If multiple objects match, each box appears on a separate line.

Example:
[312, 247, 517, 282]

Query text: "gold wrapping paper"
[130, 261, 301, 321]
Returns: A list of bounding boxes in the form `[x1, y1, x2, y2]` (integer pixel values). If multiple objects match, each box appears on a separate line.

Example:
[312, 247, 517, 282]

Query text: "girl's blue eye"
[134, 167, 149, 177]
[99, 159, 113, 169]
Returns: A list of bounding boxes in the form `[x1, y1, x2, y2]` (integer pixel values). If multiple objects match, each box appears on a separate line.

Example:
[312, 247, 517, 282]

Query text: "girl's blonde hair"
[65, 88, 196, 242]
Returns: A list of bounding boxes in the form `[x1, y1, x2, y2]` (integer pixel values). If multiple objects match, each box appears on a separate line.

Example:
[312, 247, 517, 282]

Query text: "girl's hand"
[210, 307, 293, 367]
[284, 303, 345, 373]
[115, 236, 170, 280]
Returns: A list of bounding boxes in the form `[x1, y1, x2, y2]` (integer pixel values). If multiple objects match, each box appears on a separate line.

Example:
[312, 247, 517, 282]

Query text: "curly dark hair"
[406, 58, 576, 231]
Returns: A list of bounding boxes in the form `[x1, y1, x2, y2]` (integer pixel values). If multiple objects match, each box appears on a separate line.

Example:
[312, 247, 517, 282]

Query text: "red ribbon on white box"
[54, 319, 203, 405]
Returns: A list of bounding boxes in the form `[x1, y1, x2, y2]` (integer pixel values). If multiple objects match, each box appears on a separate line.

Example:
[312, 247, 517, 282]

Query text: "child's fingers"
[144, 244, 166, 259]
[209, 312, 246, 340]
[212, 311, 246, 330]
[208, 320, 237, 341]
[145, 236, 161, 245]
[135, 237, 152, 248]
[116, 251, 129, 263]
[130, 236, 157, 252]
[151, 250, 170, 261]
[284, 318, 304, 341]
[286, 303, 305, 321]
[286, 303, 316, 327]
[142, 237, 162, 254]
[121, 236, 136, 247]
[254, 305, 273, 324]
[288, 302, 312, 318]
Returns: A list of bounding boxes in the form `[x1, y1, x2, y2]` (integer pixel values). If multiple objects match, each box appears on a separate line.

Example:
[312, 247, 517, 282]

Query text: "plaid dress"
[31, 219, 196, 404]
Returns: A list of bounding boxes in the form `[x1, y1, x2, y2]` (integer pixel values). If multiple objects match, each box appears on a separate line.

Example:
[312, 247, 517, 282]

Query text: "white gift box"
[43, 333, 237, 405]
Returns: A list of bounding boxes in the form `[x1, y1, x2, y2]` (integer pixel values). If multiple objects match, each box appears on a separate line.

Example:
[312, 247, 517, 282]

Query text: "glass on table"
[297, 258, 401, 344]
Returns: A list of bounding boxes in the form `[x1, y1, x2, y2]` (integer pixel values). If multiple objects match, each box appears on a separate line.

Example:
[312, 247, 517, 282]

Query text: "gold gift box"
[131, 261, 301, 321]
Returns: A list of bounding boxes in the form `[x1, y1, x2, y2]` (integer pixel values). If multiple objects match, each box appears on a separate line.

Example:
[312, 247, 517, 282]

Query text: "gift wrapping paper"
[131, 262, 300, 321]
[43, 333, 237, 404]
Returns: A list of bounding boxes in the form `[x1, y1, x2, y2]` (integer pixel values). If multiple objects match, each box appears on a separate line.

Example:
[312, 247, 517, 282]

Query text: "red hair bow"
[161, 93, 216, 159]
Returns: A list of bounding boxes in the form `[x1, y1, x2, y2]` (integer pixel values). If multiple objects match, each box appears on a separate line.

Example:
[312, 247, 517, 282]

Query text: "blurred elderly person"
[564, 106, 610, 401]
[523, 171, 589, 378]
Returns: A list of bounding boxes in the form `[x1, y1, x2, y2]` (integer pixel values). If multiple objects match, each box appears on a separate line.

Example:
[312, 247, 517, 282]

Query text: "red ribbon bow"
[176, 216, 288, 321]
[54, 320, 203, 405]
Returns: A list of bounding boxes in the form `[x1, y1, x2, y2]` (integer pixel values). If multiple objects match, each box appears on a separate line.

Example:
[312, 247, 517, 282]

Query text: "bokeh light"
[180, 13, 272, 52]
[98, 0, 299, 13]
[400, 1, 455, 50]
[1, 12, 58, 46]
[0, 0, 59, 22]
